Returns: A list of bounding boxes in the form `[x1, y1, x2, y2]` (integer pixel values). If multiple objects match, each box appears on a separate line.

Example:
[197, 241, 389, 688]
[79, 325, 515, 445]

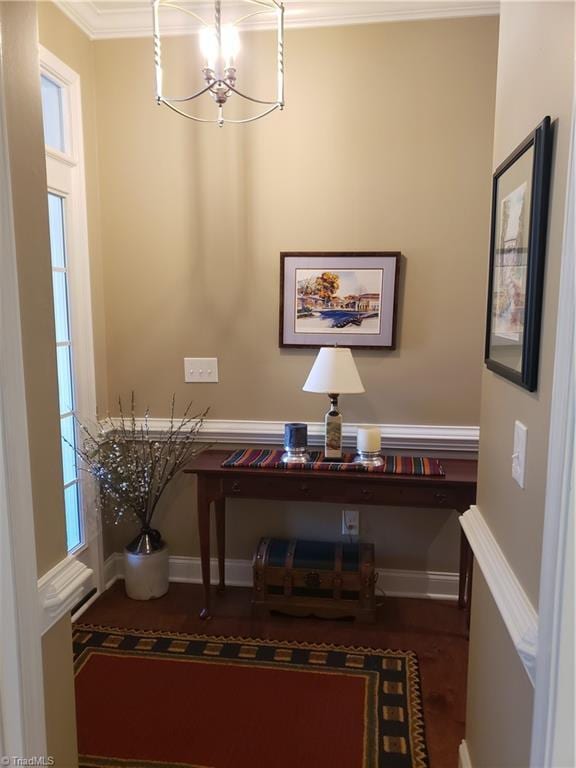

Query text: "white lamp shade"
[303, 347, 365, 394]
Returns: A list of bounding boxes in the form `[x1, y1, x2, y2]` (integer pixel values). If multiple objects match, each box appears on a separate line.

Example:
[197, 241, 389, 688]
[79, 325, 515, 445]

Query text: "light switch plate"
[512, 420, 527, 488]
[184, 358, 219, 383]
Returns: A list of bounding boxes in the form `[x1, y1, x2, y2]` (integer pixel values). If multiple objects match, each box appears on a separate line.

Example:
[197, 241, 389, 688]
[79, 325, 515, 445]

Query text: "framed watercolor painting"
[279, 252, 400, 349]
[485, 116, 552, 391]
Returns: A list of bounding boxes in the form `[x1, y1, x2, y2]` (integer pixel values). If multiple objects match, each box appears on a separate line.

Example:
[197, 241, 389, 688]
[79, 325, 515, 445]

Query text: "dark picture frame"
[279, 252, 400, 349]
[485, 117, 553, 391]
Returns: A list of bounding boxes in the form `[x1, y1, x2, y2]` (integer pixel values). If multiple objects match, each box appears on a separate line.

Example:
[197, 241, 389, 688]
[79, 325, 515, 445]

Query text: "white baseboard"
[104, 552, 121, 590]
[104, 552, 458, 601]
[459, 740, 473, 768]
[460, 505, 538, 685]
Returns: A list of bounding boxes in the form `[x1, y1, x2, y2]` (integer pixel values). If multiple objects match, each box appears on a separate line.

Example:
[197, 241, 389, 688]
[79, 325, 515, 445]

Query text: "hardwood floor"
[79, 582, 469, 768]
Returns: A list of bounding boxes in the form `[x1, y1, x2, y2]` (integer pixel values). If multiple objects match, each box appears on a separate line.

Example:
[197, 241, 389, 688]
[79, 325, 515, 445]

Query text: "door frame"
[0, 65, 47, 757]
[530, 94, 575, 767]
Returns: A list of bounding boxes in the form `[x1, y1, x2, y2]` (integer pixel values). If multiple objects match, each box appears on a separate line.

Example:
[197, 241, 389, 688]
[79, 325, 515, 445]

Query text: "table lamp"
[303, 347, 365, 460]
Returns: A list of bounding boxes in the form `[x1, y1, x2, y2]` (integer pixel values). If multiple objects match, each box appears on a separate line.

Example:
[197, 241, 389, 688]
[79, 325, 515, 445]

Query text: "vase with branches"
[72, 394, 207, 598]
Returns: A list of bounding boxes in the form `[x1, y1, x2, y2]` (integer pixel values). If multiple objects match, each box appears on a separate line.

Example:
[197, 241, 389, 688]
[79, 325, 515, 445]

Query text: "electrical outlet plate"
[512, 420, 527, 488]
[342, 509, 359, 537]
[184, 357, 219, 383]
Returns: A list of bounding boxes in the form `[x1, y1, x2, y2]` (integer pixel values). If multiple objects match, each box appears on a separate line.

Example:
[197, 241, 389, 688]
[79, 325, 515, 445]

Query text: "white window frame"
[39, 46, 102, 587]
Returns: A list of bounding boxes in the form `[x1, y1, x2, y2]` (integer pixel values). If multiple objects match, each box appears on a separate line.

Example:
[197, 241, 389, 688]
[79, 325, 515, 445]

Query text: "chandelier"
[152, 0, 285, 127]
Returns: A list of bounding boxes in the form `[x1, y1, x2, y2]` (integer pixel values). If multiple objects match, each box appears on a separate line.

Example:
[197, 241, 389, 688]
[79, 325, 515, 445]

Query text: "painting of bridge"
[294, 268, 383, 334]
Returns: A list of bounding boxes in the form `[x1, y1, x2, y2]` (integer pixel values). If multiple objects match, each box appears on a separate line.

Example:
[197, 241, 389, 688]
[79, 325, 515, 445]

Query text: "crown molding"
[54, 1, 499, 41]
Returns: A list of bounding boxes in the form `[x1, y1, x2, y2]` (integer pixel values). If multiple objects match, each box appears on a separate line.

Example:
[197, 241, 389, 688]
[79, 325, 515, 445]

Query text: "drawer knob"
[361, 488, 373, 498]
[300, 483, 310, 493]
[434, 492, 447, 505]
[232, 481, 241, 493]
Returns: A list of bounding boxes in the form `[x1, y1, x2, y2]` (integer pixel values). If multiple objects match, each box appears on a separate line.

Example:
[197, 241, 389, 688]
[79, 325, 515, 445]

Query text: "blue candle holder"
[282, 423, 310, 464]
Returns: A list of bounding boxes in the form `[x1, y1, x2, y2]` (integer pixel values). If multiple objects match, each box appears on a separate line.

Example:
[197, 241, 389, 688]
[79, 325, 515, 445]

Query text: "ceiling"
[54, 0, 499, 40]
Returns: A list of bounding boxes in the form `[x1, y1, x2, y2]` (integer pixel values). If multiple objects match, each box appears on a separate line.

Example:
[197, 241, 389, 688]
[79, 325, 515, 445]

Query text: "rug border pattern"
[74, 623, 428, 768]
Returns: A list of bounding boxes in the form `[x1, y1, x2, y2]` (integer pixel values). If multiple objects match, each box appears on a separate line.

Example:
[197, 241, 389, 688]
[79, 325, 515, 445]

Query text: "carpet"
[73, 624, 429, 768]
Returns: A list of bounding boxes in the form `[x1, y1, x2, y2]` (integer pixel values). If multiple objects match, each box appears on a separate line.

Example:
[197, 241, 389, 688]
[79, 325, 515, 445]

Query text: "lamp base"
[325, 394, 343, 461]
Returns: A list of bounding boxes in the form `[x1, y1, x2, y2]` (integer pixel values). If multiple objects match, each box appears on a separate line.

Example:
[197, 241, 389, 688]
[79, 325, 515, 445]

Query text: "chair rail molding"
[38, 556, 93, 635]
[104, 553, 459, 602]
[103, 418, 480, 454]
[458, 740, 474, 768]
[460, 505, 538, 685]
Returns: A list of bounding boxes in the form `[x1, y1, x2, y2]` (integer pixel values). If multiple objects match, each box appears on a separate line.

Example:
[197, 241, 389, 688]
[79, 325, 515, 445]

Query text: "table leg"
[198, 481, 212, 620]
[215, 497, 226, 593]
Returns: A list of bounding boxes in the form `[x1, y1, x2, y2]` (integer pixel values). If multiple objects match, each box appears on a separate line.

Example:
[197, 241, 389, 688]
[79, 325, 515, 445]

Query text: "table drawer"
[344, 483, 467, 510]
[222, 475, 342, 502]
[221, 475, 470, 511]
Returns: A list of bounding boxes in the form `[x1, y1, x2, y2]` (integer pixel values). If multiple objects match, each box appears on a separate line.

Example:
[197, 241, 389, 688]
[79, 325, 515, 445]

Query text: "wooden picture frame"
[485, 117, 553, 391]
[279, 252, 400, 349]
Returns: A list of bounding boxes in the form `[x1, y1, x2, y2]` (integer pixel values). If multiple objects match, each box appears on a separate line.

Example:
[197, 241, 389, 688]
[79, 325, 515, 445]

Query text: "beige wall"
[42, 617, 79, 768]
[87, 16, 498, 563]
[0, 2, 78, 765]
[466, 570, 535, 767]
[466, 2, 574, 766]
[38, 2, 108, 416]
[2, 0, 66, 577]
[94, 17, 497, 427]
[476, 0, 574, 609]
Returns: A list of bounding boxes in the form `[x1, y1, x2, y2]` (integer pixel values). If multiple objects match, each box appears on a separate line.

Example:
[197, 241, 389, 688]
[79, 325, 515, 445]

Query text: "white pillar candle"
[357, 426, 381, 453]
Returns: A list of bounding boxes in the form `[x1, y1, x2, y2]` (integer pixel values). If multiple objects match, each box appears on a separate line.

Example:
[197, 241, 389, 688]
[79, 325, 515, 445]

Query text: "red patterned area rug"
[74, 625, 429, 768]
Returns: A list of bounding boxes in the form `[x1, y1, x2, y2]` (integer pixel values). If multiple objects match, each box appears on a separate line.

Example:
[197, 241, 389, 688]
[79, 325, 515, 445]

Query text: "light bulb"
[199, 23, 240, 72]
[221, 25, 240, 69]
[199, 26, 218, 71]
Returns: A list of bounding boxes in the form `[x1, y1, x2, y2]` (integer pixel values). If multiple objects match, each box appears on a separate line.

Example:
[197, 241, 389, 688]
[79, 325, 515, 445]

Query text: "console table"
[184, 449, 477, 619]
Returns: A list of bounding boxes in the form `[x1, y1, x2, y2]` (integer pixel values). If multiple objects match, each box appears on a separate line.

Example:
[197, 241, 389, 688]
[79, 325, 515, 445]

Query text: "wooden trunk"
[253, 538, 376, 623]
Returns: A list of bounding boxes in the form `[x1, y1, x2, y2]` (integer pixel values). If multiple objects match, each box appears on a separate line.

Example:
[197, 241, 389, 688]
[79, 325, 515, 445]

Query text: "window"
[46, 191, 81, 550]
[40, 49, 98, 561]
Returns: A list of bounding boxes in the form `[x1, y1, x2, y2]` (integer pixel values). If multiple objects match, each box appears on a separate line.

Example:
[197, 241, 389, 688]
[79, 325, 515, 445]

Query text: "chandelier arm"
[159, 100, 223, 123]
[160, 82, 216, 103]
[162, 102, 281, 124]
[220, 104, 281, 123]
[157, 2, 210, 26]
[241, 0, 283, 10]
[225, 84, 281, 106]
[231, 9, 275, 25]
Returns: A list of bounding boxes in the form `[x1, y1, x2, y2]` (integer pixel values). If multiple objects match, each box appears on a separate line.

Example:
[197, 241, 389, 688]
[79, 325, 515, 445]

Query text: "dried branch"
[67, 393, 208, 530]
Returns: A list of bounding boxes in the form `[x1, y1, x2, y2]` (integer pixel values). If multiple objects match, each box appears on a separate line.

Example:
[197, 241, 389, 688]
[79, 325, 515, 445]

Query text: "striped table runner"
[222, 449, 445, 476]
